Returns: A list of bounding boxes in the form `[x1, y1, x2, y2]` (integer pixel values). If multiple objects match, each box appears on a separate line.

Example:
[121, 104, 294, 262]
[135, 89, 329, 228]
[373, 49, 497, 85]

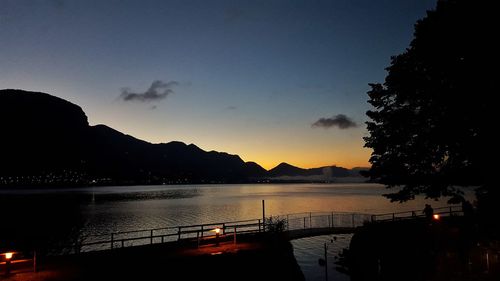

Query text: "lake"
[0, 183, 454, 236]
[0, 183, 462, 280]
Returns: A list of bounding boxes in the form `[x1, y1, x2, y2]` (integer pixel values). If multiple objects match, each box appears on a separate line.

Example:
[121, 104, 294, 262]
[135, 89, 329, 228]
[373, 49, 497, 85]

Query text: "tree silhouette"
[364, 0, 495, 203]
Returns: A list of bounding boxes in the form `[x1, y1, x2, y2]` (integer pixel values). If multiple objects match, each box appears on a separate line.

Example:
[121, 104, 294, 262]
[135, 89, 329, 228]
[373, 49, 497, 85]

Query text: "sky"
[0, 0, 436, 170]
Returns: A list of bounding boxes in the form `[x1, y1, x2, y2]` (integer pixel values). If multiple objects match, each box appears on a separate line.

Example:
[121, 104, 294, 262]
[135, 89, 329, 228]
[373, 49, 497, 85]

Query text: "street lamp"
[4, 252, 14, 276]
[433, 214, 440, 220]
[214, 228, 221, 246]
[318, 236, 343, 281]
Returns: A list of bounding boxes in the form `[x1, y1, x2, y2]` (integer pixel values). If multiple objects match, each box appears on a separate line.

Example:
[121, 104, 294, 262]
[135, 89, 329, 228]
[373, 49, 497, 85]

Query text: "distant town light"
[433, 214, 440, 220]
[5, 252, 13, 259]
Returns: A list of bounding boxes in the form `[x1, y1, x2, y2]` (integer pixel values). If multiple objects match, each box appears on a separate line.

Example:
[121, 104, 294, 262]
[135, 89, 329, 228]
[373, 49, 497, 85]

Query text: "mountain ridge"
[0, 89, 367, 187]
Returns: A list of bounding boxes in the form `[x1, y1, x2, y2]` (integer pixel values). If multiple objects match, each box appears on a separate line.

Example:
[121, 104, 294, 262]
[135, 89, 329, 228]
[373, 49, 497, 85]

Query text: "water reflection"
[1, 183, 467, 243]
[292, 234, 353, 281]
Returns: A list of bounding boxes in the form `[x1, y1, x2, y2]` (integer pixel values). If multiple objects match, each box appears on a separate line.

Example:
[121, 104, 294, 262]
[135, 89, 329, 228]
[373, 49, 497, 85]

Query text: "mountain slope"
[268, 162, 367, 182]
[0, 89, 265, 186]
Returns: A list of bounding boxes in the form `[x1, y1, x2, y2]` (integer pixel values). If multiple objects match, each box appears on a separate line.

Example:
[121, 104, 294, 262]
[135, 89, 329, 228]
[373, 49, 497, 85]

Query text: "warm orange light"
[215, 228, 220, 234]
[5, 252, 13, 260]
[433, 214, 440, 220]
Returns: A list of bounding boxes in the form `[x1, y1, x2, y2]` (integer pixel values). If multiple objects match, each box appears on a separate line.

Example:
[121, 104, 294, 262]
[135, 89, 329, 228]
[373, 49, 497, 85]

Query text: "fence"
[74, 206, 462, 253]
[370, 205, 463, 222]
[76, 212, 371, 253]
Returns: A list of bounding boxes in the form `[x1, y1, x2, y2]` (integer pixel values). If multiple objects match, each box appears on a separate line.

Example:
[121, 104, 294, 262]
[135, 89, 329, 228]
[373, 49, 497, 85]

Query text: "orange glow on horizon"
[102, 122, 372, 171]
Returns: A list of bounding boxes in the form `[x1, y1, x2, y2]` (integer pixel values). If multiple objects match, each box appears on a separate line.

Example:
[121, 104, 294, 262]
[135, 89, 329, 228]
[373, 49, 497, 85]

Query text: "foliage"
[364, 0, 495, 202]
[265, 216, 287, 233]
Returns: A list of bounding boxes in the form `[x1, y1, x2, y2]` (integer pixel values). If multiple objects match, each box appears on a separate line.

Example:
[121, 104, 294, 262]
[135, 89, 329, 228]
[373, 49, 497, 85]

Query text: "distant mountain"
[0, 89, 265, 186]
[268, 163, 307, 177]
[0, 89, 368, 187]
[267, 162, 368, 183]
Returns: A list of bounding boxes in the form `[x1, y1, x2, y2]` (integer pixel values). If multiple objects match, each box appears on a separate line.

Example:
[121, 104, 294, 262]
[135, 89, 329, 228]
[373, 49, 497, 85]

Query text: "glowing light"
[433, 214, 440, 220]
[5, 252, 13, 259]
[215, 228, 220, 234]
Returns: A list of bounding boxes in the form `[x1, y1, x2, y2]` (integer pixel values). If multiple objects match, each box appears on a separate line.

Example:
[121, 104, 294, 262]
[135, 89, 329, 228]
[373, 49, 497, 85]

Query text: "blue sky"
[0, 0, 436, 169]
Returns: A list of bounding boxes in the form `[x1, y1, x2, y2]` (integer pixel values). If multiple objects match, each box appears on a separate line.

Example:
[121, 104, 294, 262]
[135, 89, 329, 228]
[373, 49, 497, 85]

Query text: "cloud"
[120, 80, 178, 102]
[312, 114, 357, 129]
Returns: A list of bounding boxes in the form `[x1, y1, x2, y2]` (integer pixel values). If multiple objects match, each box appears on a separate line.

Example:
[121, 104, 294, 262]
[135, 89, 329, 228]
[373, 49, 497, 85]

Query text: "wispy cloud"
[119, 80, 178, 102]
[312, 114, 357, 129]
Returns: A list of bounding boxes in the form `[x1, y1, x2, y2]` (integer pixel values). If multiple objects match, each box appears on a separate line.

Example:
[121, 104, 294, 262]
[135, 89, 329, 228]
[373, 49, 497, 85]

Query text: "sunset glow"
[0, 1, 436, 170]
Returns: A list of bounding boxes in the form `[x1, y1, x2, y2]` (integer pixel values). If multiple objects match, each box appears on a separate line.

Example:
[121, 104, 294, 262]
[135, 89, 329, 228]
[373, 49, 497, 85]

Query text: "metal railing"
[75, 212, 371, 253]
[370, 205, 463, 222]
[73, 206, 463, 253]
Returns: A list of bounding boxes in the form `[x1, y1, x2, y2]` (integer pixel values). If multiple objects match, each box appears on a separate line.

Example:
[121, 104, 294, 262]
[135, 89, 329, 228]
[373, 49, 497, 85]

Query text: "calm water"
[1, 183, 462, 280]
[292, 234, 352, 281]
[0, 183, 455, 236]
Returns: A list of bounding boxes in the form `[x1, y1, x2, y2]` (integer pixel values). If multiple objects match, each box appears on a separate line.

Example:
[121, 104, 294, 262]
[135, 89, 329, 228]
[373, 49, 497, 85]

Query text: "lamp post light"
[215, 228, 221, 246]
[433, 214, 440, 220]
[4, 252, 14, 276]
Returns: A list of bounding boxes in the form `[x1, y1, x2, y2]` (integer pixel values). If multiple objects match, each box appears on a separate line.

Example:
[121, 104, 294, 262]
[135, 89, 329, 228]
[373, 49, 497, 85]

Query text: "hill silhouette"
[0, 89, 366, 187]
[267, 162, 365, 182]
[268, 162, 353, 177]
[0, 89, 264, 186]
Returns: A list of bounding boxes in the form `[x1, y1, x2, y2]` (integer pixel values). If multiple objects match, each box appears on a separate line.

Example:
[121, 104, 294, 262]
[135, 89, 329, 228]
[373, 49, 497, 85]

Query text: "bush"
[265, 216, 287, 233]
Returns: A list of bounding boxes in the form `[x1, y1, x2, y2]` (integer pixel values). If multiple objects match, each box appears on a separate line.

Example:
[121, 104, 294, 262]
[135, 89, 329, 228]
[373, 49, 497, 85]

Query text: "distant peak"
[166, 141, 187, 146]
[275, 162, 299, 169]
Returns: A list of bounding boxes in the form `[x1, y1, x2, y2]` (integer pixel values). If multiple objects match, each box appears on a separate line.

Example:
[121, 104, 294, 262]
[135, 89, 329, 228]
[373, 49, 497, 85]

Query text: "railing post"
[331, 212, 334, 228]
[371, 214, 375, 222]
[222, 223, 226, 235]
[262, 200, 266, 233]
[303, 217, 306, 229]
[151, 229, 154, 244]
[121, 240, 124, 248]
[392, 213, 395, 221]
[258, 219, 261, 232]
[309, 212, 312, 228]
[328, 215, 331, 228]
[197, 231, 200, 248]
[178, 227, 181, 241]
[287, 214, 289, 231]
[233, 227, 237, 244]
[111, 233, 114, 249]
[161, 236, 164, 243]
[352, 213, 355, 227]
[33, 250, 37, 273]
[201, 225, 204, 237]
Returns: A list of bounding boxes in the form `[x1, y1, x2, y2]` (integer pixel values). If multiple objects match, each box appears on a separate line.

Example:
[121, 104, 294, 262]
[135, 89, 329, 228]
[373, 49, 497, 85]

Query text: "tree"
[364, 0, 496, 203]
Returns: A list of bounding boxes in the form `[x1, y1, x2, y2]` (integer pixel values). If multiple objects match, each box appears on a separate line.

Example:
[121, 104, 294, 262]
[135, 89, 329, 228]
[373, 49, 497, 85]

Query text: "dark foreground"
[1, 235, 304, 281]
[346, 216, 500, 281]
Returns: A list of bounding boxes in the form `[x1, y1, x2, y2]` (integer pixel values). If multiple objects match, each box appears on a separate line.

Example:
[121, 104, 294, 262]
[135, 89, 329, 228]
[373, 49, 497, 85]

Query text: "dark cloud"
[312, 114, 357, 129]
[120, 80, 178, 102]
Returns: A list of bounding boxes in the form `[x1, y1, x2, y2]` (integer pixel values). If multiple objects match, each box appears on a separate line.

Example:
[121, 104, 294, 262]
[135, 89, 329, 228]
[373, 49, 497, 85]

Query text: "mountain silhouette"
[267, 162, 367, 183]
[0, 89, 366, 187]
[0, 89, 263, 186]
[269, 162, 355, 177]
